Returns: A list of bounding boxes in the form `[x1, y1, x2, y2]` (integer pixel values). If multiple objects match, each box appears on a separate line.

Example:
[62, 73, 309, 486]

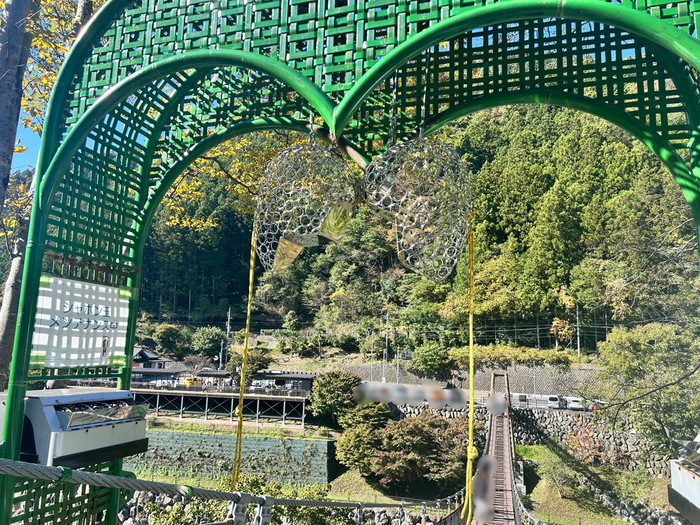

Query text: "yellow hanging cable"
[461, 211, 478, 522]
[230, 228, 258, 490]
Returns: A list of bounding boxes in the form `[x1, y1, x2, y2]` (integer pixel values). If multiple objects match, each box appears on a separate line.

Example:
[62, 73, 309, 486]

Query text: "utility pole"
[593, 309, 598, 357]
[370, 332, 373, 382]
[396, 332, 400, 384]
[225, 307, 231, 368]
[219, 339, 224, 370]
[576, 304, 581, 363]
[383, 310, 388, 383]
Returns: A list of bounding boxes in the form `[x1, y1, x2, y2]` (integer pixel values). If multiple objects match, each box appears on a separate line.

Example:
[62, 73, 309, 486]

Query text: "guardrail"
[129, 383, 310, 397]
[507, 400, 548, 525]
[0, 457, 468, 524]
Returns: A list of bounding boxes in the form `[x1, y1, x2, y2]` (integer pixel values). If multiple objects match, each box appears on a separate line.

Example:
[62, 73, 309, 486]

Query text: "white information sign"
[31, 276, 130, 368]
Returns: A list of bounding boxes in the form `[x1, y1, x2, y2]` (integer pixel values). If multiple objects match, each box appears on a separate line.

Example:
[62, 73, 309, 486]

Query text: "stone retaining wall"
[396, 404, 669, 477]
[512, 408, 670, 477]
[123, 431, 338, 485]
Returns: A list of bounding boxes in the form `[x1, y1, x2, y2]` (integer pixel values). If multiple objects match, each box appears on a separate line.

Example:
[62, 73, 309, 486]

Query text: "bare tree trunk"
[0, 0, 35, 212]
[0, 177, 33, 391]
[0, 6, 34, 391]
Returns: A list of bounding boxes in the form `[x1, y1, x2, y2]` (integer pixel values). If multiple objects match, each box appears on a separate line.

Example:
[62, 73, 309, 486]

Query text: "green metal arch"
[333, 0, 700, 135]
[37, 49, 336, 210]
[0, 49, 335, 467]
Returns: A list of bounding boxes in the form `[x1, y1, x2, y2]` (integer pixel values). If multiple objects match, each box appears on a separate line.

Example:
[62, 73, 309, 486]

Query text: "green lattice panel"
[342, 20, 691, 156]
[45, 74, 193, 271]
[10, 463, 121, 525]
[52, 0, 700, 150]
[152, 67, 305, 180]
[45, 65, 308, 272]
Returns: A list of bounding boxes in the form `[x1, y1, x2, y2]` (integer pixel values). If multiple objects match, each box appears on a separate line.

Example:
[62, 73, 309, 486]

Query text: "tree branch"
[601, 359, 700, 440]
[0, 219, 13, 258]
[201, 155, 257, 196]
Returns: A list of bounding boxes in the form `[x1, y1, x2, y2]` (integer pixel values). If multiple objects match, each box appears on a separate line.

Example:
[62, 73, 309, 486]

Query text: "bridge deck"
[488, 414, 517, 525]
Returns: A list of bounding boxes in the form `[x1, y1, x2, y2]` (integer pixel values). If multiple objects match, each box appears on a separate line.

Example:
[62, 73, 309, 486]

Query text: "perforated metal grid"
[364, 137, 472, 281]
[254, 141, 355, 270]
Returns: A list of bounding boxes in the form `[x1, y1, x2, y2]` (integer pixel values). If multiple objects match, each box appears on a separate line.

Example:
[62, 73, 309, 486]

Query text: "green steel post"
[105, 458, 124, 525]
[0, 195, 46, 525]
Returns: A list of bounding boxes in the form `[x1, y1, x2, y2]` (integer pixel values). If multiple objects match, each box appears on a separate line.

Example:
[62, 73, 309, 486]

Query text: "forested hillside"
[139, 105, 699, 357]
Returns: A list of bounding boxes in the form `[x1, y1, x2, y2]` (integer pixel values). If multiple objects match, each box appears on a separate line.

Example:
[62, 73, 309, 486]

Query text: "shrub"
[406, 341, 451, 377]
[308, 371, 361, 423]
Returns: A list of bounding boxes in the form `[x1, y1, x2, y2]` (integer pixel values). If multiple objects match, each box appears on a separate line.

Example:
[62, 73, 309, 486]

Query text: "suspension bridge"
[0, 373, 542, 525]
[4, 0, 700, 523]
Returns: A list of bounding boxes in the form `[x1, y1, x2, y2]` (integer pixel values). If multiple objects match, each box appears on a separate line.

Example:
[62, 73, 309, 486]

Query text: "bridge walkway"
[488, 413, 517, 525]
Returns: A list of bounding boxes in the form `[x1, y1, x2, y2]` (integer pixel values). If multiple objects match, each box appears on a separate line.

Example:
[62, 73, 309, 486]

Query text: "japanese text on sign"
[31, 276, 130, 367]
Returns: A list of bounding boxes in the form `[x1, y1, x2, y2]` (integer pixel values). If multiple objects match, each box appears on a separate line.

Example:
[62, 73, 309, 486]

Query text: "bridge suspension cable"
[0, 457, 466, 514]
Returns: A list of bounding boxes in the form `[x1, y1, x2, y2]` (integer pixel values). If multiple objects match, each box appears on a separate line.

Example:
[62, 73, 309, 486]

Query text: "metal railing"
[506, 401, 548, 525]
[129, 383, 310, 397]
[0, 458, 467, 525]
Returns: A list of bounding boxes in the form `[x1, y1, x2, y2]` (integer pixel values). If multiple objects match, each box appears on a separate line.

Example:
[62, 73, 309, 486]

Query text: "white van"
[565, 397, 586, 411]
[547, 395, 564, 409]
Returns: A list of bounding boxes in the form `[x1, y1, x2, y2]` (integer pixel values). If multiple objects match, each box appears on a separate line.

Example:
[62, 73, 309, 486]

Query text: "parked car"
[547, 395, 566, 409]
[565, 397, 587, 411]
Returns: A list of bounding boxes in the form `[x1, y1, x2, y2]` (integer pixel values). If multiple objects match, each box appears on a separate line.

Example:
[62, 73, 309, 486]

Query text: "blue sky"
[11, 119, 42, 172]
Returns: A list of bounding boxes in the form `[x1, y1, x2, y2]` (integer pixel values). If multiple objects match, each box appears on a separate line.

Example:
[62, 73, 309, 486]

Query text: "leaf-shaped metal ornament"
[254, 142, 356, 272]
[364, 136, 472, 281]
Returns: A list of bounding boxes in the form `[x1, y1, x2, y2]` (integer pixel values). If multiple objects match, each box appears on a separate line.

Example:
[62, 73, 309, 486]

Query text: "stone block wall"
[396, 403, 670, 477]
[512, 408, 670, 477]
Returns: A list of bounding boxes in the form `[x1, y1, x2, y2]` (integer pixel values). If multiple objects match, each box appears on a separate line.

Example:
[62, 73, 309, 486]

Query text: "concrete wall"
[123, 430, 338, 484]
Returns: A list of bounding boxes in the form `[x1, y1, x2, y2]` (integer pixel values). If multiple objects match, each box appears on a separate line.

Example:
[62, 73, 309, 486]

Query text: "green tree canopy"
[307, 371, 361, 423]
[225, 349, 274, 385]
[337, 402, 394, 431]
[406, 341, 451, 378]
[154, 323, 192, 358]
[368, 413, 468, 494]
[335, 424, 378, 475]
[595, 323, 700, 450]
[192, 326, 227, 358]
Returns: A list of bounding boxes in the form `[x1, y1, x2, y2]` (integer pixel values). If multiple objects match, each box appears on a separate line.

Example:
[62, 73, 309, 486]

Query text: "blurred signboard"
[31, 276, 130, 368]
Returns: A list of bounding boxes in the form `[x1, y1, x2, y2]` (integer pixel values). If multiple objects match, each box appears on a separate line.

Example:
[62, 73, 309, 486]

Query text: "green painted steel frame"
[5, 1, 700, 524]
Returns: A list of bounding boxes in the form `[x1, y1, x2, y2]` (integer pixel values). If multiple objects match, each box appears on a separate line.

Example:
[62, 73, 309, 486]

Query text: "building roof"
[133, 347, 172, 364]
[130, 368, 180, 376]
[253, 370, 317, 380]
[196, 370, 231, 378]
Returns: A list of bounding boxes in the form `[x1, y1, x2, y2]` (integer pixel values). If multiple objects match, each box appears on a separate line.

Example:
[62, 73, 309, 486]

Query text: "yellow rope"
[461, 211, 477, 523]
[230, 228, 258, 490]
